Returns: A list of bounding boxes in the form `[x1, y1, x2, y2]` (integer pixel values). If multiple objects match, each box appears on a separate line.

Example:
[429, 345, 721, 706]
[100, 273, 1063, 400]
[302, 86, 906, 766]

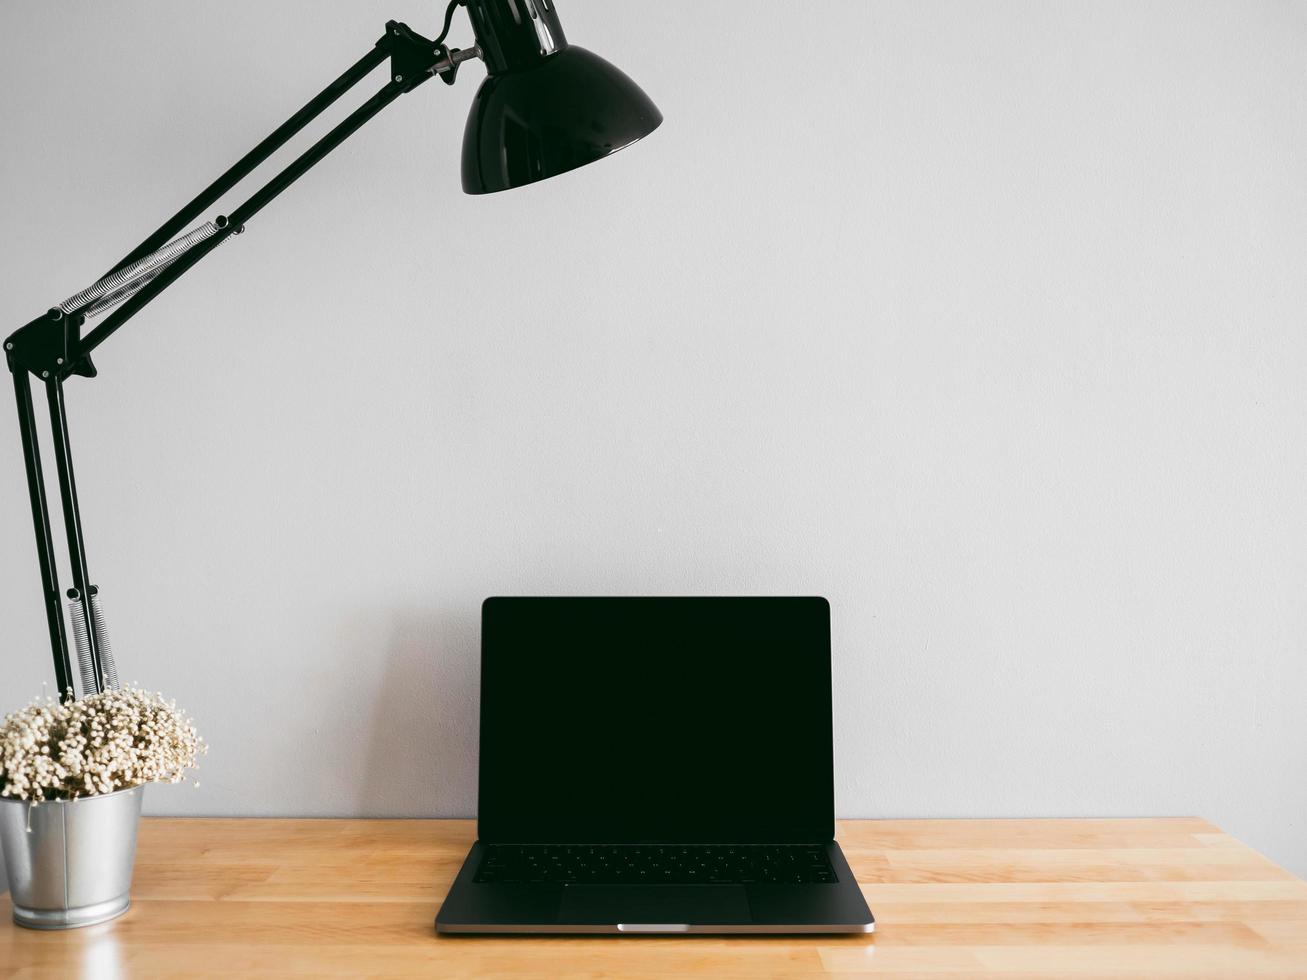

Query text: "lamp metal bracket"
[384, 20, 480, 90]
[5, 310, 96, 381]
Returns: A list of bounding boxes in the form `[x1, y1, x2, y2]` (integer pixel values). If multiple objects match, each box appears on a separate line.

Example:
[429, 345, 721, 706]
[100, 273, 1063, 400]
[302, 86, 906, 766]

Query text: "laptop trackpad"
[559, 885, 751, 926]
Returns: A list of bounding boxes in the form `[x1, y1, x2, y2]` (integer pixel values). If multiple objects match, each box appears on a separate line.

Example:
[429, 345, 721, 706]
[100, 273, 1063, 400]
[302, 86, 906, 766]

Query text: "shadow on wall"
[356, 610, 481, 817]
[0, 609, 479, 898]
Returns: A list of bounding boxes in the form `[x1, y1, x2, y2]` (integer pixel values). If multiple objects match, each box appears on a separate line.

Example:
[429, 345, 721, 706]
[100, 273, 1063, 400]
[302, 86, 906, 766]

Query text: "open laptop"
[435, 596, 874, 934]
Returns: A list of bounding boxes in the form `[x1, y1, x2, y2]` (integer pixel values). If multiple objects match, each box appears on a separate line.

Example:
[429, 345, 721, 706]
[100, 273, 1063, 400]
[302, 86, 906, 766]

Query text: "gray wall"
[2, 0, 1305, 892]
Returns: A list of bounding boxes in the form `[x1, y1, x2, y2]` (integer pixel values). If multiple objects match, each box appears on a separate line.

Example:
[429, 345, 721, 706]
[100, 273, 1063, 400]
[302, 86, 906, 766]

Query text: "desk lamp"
[4, 0, 662, 699]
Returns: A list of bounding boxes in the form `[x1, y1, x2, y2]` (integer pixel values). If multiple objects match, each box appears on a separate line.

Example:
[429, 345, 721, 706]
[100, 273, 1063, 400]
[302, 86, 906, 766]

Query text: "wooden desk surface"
[2, 818, 1306, 978]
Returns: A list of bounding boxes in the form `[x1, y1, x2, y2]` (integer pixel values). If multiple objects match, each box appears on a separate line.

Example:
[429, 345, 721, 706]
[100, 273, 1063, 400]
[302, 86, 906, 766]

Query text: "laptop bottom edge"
[436, 921, 875, 935]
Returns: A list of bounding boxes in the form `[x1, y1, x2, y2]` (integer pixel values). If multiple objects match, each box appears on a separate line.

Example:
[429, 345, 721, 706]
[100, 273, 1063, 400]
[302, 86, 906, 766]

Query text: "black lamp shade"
[461, 45, 663, 195]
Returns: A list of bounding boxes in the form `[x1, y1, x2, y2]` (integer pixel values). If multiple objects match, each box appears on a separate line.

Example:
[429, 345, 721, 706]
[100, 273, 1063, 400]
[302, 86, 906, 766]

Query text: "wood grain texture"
[3, 818, 1306, 978]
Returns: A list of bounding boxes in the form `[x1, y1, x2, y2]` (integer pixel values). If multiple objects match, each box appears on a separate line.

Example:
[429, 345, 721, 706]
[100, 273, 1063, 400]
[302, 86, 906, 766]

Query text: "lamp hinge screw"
[4, 342, 12, 351]
[56, 357, 64, 365]
[394, 74, 404, 83]
[41, 371, 49, 378]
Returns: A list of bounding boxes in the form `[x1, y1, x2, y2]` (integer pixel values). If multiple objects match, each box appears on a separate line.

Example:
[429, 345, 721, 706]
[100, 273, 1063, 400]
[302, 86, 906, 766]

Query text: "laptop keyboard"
[474, 844, 838, 884]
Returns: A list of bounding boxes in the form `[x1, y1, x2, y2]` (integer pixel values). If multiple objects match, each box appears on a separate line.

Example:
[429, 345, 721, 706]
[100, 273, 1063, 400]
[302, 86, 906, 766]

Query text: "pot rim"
[0, 783, 146, 807]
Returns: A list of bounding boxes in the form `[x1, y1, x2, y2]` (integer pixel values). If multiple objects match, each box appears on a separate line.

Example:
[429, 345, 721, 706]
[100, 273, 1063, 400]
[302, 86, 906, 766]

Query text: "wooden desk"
[2, 818, 1305, 977]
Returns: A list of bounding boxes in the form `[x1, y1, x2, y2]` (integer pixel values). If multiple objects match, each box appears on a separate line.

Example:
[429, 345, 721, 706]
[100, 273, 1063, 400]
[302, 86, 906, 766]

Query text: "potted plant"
[0, 687, 204, 929]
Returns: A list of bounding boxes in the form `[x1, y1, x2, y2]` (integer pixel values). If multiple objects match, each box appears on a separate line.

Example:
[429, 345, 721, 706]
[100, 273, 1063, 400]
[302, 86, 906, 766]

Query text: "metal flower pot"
[0, 785, 144, 929]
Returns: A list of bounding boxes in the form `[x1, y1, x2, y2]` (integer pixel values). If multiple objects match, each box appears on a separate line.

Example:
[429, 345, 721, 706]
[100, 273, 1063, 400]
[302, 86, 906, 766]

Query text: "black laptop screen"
[478, 597, 835, 844]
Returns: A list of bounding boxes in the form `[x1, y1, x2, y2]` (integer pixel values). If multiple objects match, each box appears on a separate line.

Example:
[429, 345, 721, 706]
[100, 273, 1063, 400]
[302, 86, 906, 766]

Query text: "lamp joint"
[383, 21, 442, 93]
[5, 312, 96, 382]
[382, 19, 480, 91]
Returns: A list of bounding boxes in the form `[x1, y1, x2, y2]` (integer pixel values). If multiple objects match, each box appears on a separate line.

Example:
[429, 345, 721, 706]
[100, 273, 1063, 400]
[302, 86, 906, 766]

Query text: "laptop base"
[436, 840, 875, 935]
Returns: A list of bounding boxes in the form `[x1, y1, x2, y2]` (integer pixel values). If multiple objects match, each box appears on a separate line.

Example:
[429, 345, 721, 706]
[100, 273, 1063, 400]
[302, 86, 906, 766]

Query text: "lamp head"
[460, 0, 663, 194]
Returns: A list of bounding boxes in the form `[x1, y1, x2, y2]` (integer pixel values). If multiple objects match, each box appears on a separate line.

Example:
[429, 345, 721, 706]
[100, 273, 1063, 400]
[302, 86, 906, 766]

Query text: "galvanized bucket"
[0, 785, 143, 929]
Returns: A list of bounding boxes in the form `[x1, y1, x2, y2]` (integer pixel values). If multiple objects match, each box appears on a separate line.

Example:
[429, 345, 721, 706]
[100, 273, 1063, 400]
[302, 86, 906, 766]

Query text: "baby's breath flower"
[0, 687, 203, 802]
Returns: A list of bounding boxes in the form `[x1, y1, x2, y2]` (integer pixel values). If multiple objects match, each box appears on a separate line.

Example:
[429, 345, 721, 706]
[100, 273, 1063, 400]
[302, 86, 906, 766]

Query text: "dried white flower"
[0, 686, 205, 802]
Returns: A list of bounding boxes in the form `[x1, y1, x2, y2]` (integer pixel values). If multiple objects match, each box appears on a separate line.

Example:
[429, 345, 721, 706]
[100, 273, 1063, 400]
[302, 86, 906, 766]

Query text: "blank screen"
[477, 597, 834, 844]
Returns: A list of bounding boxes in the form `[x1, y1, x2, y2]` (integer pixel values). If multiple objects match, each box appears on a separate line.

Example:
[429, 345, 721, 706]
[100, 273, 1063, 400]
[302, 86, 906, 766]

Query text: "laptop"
[435, 596, 875, 934]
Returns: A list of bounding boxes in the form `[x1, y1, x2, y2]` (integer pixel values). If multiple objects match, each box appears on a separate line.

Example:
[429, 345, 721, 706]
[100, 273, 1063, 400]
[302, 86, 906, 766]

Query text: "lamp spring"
[88, 590, 121, 692]
[58, 219, 228, 320]
[67, 594, 99, 698]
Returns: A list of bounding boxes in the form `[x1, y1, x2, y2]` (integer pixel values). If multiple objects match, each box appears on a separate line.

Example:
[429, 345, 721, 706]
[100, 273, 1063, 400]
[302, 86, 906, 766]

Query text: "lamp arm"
[3, 19, 476, 698]
[111, 44, 391, 281]
[77, 75, 404, 367]
[4, 20, 474, 383]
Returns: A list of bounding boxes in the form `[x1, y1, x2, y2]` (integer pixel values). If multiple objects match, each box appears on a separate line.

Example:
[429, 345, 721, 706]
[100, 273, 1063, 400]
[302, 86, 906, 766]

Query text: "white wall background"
[2, 0, 1305, 892]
